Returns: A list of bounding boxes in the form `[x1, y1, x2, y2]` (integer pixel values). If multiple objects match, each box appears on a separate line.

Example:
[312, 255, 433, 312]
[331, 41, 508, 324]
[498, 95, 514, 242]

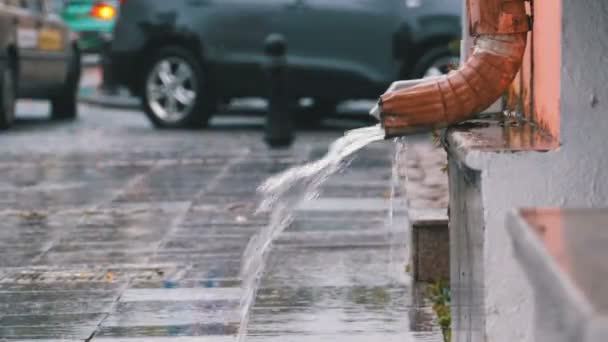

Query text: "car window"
[48, 0, 67, 13]
[5, 0, 23, 8]
[22, 0, 44, 14]
[305, 0, 387, 11]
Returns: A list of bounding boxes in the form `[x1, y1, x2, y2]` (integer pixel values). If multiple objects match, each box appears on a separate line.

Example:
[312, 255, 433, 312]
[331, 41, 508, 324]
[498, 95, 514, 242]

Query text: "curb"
[78, 87, 140, 110]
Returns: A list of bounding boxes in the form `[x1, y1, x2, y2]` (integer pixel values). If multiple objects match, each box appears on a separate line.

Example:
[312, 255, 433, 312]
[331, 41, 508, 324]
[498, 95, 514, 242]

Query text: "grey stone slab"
[149, 251, 242, 264]
[0, 281, 124, 291]
[0, 251, 42, 267]
[249, 333, 443, 342]
[119, 288, 240, 303]
[409, 208, 448, 226]
[412, 222, 449, 282]
[162, 236, 250, 251]
[261, 247, 408, 289]
[48, 242, 160, 253]
[130, 279, 241, 290]
[35, 251, 152, 266]
[92, 338, 234, 342]
[295, 198, 397, 213]
[0, 100, 447, 341]
[0, 313, 107, 327]
[0, 325, 97, 340]
[0, 291, 120, 304]
[0, 300, 115, 316]
[0, 264, 181, 284]
[6, 340, 79, 342]
[275, 229, 396, 249]
[181, 262, 241, 280]
[100, 301, 238, 328]
[95, 323, 238, 338]
[286, 219, 384, 233]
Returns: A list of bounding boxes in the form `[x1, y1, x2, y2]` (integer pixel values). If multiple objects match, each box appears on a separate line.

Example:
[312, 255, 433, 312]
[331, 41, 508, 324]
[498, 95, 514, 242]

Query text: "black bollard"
[263, 34, 294, 148]
[99, 37, 118, 95]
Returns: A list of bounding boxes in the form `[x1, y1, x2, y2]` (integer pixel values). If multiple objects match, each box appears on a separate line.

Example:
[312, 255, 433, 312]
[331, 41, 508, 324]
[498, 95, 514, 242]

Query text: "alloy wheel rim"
[423, 56, 460, 78]
[146, 57, 198, 123]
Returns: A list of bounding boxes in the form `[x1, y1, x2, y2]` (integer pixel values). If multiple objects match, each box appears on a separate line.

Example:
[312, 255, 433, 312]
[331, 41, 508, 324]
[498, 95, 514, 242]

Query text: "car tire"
[296, 98, 337, 128]
[411, 46, 460, 79]
[0, 60, 16, 130]
[51, 47, 81, 120]
[142, 46, 214, 129]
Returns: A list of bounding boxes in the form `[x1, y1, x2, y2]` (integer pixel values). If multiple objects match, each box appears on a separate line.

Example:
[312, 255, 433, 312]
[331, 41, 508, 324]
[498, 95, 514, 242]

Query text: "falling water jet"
[387, 137, 410, 282]
[238, 124, 386, 341]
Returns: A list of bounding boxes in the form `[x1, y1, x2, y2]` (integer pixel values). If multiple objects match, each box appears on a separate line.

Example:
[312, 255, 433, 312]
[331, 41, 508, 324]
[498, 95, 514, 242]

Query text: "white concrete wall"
[458, 1, 608, 341]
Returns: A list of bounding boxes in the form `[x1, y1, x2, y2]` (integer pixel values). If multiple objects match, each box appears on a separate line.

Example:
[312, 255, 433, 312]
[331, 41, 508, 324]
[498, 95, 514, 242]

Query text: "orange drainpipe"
[379, 0, 530, 137]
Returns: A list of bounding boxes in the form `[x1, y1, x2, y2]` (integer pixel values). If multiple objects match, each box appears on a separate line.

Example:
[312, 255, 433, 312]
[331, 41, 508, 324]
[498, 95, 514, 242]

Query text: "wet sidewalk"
[0, 116, 442, 341]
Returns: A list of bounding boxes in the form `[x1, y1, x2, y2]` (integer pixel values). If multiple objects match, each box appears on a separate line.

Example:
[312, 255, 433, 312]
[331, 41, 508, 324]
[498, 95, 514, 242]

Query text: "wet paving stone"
[0, 325, 99, 340]
[162, 235, 251, 251]
[0, 281, 125, 292]
[181, 262, 242, 280]
[119, 288, 240, 303]
[0, 313, 107, 328]
[92, 338, 234, 342]
[0, 251, 42, 267]
[95, 323, 239, 338]
[320, 185, 392, 198]
[149, 251, 243, 265]
[0, 104, 442, 341]
[36, 250, 153, 266]
[0, 290, 120, 304]
[0, 265, 183, 284]
[0, 299, 115, 316]
[113, 164, 226, 203]
[101, 301, 239, 328]
[130, 279, 241, 290]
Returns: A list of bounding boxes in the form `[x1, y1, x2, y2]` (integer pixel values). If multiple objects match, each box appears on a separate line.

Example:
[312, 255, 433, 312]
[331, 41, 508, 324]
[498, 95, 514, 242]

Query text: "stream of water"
[237, 124, 398, 341]
[387, 138, 410, 280]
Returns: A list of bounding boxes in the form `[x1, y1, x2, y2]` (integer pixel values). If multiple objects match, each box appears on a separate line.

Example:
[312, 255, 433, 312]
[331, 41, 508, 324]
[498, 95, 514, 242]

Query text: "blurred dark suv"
[110, 0, 461, 128]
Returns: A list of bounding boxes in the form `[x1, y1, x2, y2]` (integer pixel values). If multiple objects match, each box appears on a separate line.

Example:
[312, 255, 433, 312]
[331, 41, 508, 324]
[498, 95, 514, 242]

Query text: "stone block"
[410, 208, 450, 283]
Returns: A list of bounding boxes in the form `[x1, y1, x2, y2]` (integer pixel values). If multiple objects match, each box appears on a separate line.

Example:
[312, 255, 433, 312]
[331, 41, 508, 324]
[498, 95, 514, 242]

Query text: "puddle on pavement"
[237, 125, 433, 341]
[238, 125, 386, 341]
[0, 123, 442, 341]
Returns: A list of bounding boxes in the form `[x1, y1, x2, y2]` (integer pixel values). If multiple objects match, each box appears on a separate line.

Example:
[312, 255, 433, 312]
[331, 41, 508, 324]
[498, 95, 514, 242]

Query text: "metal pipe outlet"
[379, 0, 530, 137]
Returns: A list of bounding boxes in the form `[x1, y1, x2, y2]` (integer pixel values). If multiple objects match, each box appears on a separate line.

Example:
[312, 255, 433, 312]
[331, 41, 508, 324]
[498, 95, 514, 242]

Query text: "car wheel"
[51, 47, 81, 120]
[412, 46, 460, 79]
[142, 46, 214, 129]
[296, 98, 337, 128]
[0, 62, 16, 130]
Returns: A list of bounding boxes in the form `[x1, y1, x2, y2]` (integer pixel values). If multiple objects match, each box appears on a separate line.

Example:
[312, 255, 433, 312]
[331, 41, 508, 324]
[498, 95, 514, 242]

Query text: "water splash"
[238, 124, 386, 341]
[387, 138, 410, 279]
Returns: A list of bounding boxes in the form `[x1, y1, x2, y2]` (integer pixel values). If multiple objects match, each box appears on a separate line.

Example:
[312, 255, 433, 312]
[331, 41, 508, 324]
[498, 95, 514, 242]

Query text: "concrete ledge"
[446, 114, 559, 170]
[443, 115, 561, 342]
[507, 208, 608, 342]
[398, 141, 450, 284]
[410, 208, 449, 283]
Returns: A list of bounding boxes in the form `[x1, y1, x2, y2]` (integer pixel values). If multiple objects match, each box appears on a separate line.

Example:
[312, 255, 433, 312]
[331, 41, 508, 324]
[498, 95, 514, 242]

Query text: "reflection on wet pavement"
[0, 121, 440, 341]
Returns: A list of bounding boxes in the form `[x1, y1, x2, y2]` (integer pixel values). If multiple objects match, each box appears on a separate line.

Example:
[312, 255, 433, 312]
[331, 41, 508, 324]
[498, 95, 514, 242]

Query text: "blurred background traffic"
[0, 0, 461, 131]
[0, 1, 461, 339]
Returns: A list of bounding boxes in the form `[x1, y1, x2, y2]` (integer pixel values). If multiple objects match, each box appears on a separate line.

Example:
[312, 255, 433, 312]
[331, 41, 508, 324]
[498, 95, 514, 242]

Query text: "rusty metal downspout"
[379, 0, 530, 137]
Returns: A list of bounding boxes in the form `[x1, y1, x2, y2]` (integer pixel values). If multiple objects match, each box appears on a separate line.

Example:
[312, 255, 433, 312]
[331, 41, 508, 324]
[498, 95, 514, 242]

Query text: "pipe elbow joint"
[379, 0, 529, 138]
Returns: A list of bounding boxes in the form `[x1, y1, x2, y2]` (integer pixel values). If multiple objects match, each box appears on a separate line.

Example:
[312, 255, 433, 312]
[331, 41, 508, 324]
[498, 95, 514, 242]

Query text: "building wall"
[449, 1, 608, 341]
[532, 0, 561, 138]
[511, 0, 562, 138]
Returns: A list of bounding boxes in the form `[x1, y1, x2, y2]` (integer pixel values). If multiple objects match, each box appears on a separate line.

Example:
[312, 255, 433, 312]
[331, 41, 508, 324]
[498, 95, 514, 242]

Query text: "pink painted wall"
[505, 0, 561, 139]
[531, 0, 562, 138]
